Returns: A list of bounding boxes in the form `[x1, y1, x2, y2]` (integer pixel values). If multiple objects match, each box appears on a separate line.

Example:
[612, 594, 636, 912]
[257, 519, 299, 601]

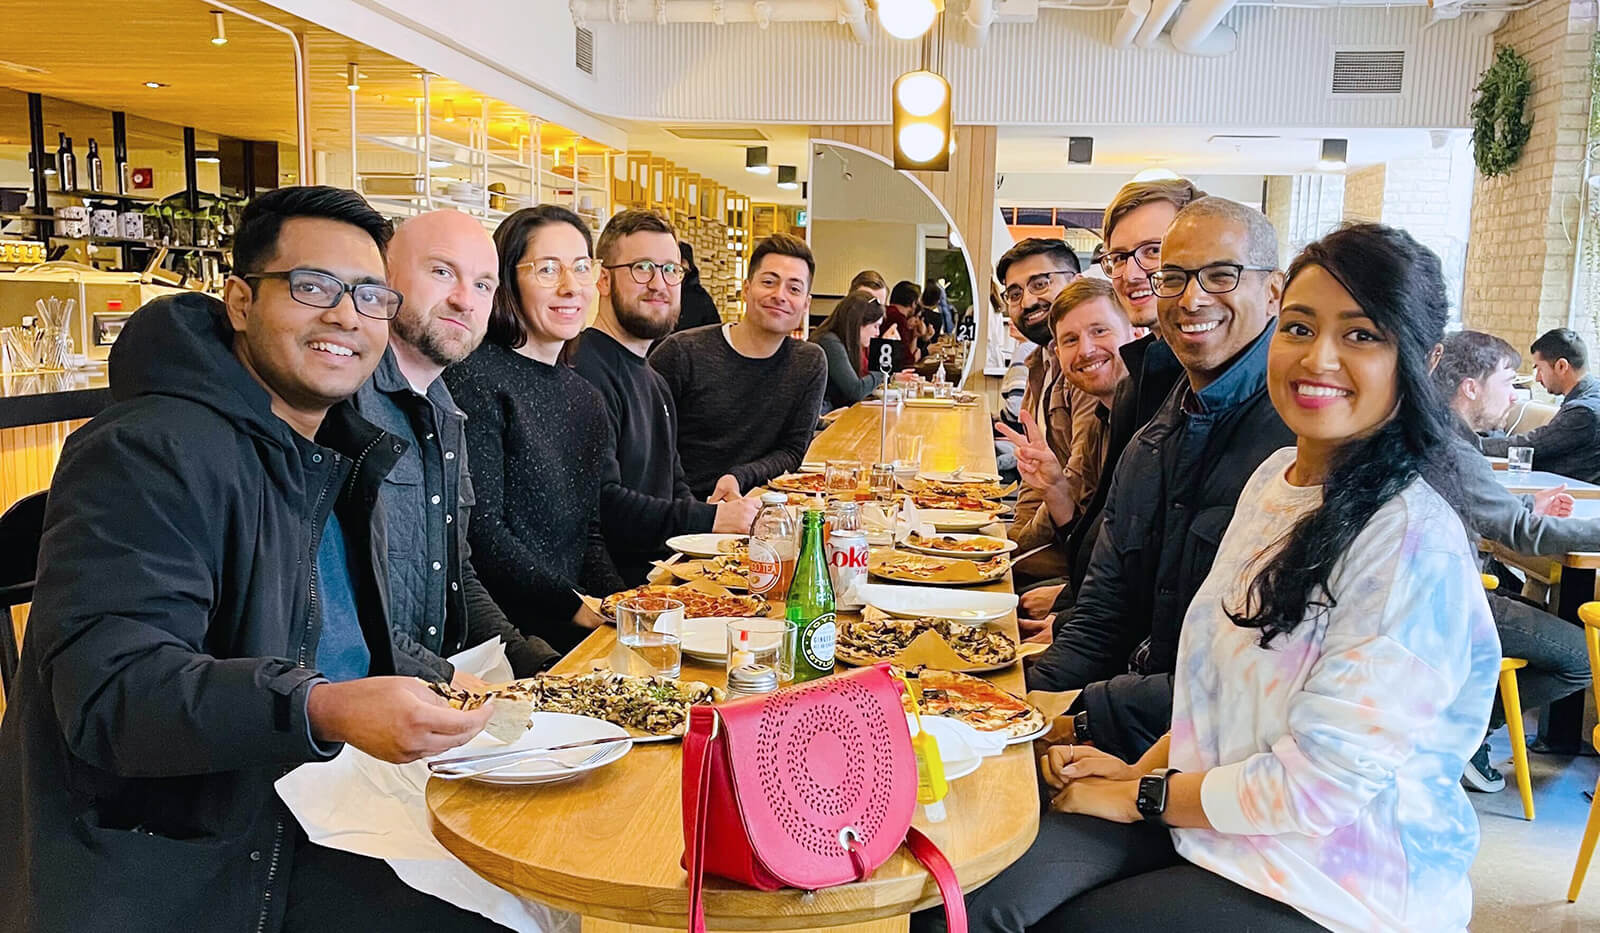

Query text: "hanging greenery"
[1471, 47, 1534, 178]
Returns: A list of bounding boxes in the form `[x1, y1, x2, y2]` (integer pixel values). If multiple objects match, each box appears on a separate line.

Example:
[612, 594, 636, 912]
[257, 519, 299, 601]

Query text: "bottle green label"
[801, 611, 837, 669]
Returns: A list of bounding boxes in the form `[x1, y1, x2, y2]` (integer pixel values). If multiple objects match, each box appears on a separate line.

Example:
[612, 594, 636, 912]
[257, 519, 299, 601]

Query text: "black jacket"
[1029, 323, 1293, 700]
[0, 293, 404, 933]
[675, 275, 722, 332]
[1481, 375, 1600, 483]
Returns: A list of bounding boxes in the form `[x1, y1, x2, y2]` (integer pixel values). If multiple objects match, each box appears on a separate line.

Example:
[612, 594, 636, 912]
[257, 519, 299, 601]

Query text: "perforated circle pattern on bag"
[753, 678, 899, 858]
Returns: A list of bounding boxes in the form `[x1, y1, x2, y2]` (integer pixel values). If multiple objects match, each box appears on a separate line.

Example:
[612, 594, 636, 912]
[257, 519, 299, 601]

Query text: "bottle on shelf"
[56, 133, 77, 193]
[85, 139, 103, 193]
[786, 508, 836, 684]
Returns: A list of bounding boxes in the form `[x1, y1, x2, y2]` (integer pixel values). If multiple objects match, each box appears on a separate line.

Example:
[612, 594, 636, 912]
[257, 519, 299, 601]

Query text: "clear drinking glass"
[868, 462, 897, 498]
[825, 459, 862, 493]
[613, 596, 683, 678]
[1508, 446, 1534, 476]
[893, 434, 924, 474]
[726, 617, 794, 683]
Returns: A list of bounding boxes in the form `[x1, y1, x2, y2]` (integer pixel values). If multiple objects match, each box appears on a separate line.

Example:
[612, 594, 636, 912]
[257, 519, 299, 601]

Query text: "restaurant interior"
[1, 0, 1598, 930]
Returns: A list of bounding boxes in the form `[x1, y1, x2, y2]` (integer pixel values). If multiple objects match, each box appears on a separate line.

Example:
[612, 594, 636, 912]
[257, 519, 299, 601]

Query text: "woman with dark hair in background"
[673, 240, 722, 332]
[444, 205, 624, 653]
[810, 290, 886, 412]
[940, 224, 1500, 933]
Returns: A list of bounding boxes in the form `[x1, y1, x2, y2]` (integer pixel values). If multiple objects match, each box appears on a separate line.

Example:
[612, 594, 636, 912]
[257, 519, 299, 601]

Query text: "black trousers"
[285, 839, 512, 932]
[914, 812, 1326, 933]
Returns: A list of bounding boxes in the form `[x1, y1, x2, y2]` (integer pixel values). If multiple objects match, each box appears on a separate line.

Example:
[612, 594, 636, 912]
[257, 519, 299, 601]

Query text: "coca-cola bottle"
[747, 492, 797, 598]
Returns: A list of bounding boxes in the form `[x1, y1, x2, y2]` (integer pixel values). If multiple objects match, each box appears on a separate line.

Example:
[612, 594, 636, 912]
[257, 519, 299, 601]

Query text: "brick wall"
[1342, 165, 1387, 224]
[1462, 0, 1599, 357]
[1267, 172, 1346, 267]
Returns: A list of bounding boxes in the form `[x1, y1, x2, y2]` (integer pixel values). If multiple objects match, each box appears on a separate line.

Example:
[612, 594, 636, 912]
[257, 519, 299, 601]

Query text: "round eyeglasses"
[1003, 270, 1075, 306]
[516, 258, 598, 287]
[603, 259, 686, 286]
[1094, 240, 1161, 278]
[242, 268, 403, 320]
[1148, 262, 1275, 299]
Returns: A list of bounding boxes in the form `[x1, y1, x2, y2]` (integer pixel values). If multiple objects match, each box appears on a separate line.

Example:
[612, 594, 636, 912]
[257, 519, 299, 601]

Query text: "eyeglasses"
[603, 259, 686, 286]
[1093, 240, 1161, 277]
[516, 258, 598, 287]
[242, 268, 403, 320]
[1003, 270, 1075, 305]
[1148, 262, 1275, 299]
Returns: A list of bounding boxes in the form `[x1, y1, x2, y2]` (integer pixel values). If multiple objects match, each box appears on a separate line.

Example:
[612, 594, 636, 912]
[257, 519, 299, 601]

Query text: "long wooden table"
[428, 398, 1039, 932]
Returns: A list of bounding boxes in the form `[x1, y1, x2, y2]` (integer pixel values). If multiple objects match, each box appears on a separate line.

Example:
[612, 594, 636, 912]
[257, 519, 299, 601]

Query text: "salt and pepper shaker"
[726, 664, 779, 698]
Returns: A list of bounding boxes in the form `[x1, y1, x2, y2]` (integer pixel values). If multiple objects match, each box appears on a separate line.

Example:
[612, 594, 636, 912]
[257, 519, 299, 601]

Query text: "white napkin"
[907, 712, 1008, 760]
[275, 639, 576, 933]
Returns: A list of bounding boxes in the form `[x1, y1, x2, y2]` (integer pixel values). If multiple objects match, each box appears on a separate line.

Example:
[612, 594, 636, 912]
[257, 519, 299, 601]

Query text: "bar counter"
[0, 367, 108, 513]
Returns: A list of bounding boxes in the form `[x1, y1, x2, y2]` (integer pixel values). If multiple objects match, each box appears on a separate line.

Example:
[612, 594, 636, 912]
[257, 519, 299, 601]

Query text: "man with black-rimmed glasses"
[575, 209, 762, 582]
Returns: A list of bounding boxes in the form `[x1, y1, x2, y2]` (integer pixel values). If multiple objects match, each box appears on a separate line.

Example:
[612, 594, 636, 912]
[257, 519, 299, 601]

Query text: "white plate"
[462, 712, 632, 785]
[681, 616, 735, 661]
[799, 461, 827, 473]
[666, 533, 749, 559]
[859, 582, 1017, 624]
[919, 470, 1003, 484]
[917, 509, 998, 531]
[903, 533, 1019, 560]
[1006, 718, 1050, 745]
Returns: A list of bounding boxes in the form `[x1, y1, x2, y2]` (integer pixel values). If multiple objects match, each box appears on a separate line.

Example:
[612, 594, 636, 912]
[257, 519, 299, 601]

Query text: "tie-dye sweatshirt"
[1169, 448, 1500, 933]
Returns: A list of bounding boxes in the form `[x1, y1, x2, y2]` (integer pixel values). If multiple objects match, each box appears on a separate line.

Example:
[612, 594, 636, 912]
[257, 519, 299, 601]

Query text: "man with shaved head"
[353, 209, 559, 686]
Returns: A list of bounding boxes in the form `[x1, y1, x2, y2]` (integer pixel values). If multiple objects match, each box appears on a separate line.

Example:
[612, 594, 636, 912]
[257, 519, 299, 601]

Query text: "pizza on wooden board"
[599, 584, 769, 620]
[911, 491, 1006, 512]
[905, 531, 1010, 554]
[915, 478, 1016, 500]
[836, 615, 1017, 667]
[767, 472, 828, 493]
[895, 666, 1045, 739]
[870, 552, 1010, 584]
[430, 672, 724, 739]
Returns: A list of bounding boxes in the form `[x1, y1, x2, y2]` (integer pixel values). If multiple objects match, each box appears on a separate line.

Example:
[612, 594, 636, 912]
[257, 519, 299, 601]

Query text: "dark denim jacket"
[1481, 375, 1600, 483]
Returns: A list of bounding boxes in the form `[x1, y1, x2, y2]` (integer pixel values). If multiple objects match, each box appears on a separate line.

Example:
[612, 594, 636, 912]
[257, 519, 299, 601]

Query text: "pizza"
[912, 492, 1006, 513]
[672, 552, 753, 589]
[767, 472, 828, 494]
[915, 478, 1014, 501]
[836, 615, 1017, 668]
[431, 671, 724, 739]
[905, 531, 1010, 555]
[896, 666, 1045, 740]
[870, 552, 1010, 584]
[599, 584, 769, 620]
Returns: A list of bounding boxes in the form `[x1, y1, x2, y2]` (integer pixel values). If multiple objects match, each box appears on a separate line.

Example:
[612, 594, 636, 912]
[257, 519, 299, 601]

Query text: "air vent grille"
[576, 27, 595, 75]
[1331, 50, 1404, 95]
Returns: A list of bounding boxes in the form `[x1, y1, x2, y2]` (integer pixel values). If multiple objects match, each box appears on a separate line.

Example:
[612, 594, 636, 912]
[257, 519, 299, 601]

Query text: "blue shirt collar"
[1184, 319, 1276, 415]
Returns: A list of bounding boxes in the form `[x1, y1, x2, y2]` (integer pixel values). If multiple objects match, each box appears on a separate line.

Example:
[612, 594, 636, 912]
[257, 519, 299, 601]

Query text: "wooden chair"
[1566, 602, 1600, 900]
[0, 491, 47, 697]
[1484, 575, 1535, 821]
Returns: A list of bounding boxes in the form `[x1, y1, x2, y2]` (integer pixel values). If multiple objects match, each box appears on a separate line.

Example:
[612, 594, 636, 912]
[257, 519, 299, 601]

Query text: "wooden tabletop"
[428, 399, 1040, 932]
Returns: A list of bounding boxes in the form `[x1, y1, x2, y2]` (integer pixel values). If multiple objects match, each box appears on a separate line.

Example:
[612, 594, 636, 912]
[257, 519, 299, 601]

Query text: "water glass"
[825, 459, 862, 493]
[613, 597, 683, 678]
[1507, 446, 1534, 476]
[726, 617, 794, 683]
[893, 434, 925, 474]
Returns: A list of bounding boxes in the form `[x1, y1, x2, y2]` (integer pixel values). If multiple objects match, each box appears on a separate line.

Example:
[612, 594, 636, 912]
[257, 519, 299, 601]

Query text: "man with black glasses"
[0, 186, 510, 932]
[1027, 197, 1294, 764]
[575, 210, 762, 582]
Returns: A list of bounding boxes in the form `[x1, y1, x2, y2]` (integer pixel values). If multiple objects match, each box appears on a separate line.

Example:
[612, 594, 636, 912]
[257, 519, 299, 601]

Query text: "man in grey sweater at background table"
[650, 233, 827, 501]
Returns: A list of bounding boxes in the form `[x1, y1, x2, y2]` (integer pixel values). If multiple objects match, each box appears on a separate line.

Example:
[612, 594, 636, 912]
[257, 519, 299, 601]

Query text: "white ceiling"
[995, 126, 1465, 175]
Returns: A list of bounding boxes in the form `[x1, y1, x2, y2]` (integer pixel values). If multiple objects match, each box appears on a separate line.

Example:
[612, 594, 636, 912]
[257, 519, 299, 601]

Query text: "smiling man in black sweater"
[649, 233, 828, 501]
[573, 210, 762, 582]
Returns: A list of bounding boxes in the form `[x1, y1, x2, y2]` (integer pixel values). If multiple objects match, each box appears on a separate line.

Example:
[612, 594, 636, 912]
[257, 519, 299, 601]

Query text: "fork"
[432, 745, 616, 781]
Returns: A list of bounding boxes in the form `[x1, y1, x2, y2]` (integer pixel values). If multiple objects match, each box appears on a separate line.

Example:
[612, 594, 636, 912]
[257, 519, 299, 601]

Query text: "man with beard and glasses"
[996, 237, 1087, 585]
[351, 210, 560, 685]
[575, 210, 763, 581]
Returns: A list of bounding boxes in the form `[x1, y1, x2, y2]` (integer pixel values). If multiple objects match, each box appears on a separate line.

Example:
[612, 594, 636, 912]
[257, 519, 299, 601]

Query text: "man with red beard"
[574, 210, 762, 582]
[352, 209, 560, 684]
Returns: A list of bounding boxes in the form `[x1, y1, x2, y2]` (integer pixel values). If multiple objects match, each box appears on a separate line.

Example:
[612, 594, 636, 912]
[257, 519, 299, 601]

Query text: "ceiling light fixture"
[892, 69, 951, 171]
[346, 62, 360, 92]
[877, 0, 943, 41]
[1317, 137, 1348, 172]
[776, 165, 799, 190]
[195, 150, 221, 164]
[210, 10, 228, 45]
[1131, 167, 1180, 182]
[143, 81, 168, 89]
[745, 146, 771, 175]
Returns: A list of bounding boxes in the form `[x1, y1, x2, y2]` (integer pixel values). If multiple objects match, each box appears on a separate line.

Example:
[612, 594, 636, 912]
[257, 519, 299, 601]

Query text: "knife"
[428, 735, 633, 772]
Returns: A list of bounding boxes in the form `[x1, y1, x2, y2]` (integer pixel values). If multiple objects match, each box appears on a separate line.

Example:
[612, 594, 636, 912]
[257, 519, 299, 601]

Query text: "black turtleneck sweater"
[444, 341, 624, 652]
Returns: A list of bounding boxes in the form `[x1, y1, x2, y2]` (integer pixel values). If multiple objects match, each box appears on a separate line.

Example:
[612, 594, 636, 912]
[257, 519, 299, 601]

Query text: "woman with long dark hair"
[810, 290, 886, 411]
[444, 205, 624, 652]
[945, 224, 1501, 933]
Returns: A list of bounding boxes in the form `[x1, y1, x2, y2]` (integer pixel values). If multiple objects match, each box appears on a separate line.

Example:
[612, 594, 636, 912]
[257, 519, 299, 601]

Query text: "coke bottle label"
[801, 612, 837, 668]
[747, 538, 782, 594]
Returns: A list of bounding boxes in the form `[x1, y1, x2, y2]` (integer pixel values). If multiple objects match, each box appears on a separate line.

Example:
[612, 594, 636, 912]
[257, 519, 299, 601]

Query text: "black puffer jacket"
[0, 293, 403, 933]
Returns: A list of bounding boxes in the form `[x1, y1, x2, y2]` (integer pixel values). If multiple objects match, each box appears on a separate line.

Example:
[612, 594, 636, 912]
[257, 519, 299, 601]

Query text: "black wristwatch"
[1136, 768, 1179, 824]
[1071, 710, 1092, 744]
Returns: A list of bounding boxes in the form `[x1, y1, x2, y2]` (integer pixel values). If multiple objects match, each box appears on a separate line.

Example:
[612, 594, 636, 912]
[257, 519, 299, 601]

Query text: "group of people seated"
[1, 172, 1593, 932]
[930, 177, 1600, 931]
[808, 270, 964, 413]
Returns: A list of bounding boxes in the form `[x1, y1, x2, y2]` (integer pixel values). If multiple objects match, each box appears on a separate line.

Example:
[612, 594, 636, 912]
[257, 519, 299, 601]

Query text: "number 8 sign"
[867, 337, 898, 375]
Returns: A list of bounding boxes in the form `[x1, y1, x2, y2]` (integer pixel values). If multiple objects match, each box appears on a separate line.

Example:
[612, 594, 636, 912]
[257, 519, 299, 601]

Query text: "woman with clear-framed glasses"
[444, 205, 626, 652]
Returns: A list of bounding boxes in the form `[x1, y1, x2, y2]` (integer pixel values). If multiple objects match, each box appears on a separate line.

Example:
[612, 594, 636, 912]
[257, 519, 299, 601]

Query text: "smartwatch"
[1071, 710, 1092, 744]
[1136, 768, 1180, 825]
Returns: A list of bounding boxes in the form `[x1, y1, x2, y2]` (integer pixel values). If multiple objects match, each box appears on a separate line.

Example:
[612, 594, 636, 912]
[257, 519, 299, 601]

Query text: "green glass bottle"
[785, 508, 836, 683]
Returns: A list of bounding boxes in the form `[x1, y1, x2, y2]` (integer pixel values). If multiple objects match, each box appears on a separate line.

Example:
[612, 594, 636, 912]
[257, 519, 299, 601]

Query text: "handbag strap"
[906, 827, 968, 933]
[687, 710, 717, 933]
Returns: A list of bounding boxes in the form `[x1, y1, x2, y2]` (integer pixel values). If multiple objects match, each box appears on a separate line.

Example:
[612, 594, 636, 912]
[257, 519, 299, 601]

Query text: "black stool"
[0, 491, 47, 696]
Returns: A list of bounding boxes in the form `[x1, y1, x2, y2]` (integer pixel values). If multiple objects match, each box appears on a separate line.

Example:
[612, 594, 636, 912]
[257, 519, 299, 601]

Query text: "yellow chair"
[1566, 602, 1600, 901]
[1483, 575, 1535, 822]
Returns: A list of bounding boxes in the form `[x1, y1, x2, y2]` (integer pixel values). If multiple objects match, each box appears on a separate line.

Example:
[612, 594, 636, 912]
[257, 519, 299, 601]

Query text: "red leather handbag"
[681, 663, 967, 932]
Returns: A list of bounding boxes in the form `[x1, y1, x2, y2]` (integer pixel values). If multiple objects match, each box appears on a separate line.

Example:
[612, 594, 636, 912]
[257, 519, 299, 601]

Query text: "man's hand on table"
[1018, 613, 1053, 641]
[572, 603, 607, 630]
[708, 474, 743, 503]
[1534, 484, 1574, 517]
[307, 677, 493, 763]
[1020, 584, 1064, 619]
[713, 493, 762, 533]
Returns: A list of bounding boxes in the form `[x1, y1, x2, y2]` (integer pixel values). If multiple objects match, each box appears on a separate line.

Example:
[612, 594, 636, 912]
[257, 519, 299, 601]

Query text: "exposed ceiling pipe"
[1111, 0, 1150, 46]
[570, 0, 864, 35]
[838, 0, 870, 42]
[1167, 22, 1237, 55]
[1169, 0, 1241, 52]
[964, 0, 997, 46]
[1133, 0, 1183, 46]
